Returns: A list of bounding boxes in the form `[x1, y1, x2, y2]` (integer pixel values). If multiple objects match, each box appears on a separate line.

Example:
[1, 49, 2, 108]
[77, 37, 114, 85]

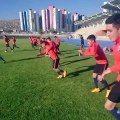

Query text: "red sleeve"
[38, 50, 46, 55]
[82, 45, 98, 56]
[57, 38, 60, 45]
[110, 64, 120, 72]
[47, 42, 53, 52]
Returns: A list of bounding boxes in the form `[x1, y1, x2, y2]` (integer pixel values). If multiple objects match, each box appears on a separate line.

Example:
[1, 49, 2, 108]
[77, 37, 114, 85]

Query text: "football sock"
[60, 69, 64, 73]
[93, 78, 98, 88]
[110, 107, 120, 120]
[57, 71, 61, 75]
[100, 80, 110, 90]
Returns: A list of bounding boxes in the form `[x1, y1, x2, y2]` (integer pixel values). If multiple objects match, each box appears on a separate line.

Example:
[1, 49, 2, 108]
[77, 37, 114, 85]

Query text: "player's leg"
[13, 44, 15, 50]
[97, 64, 110, 97]
[5, 44, 8, 52]
[53, 59, 66, 78]
[105, 82, 120, 119]
[91, 72, 100, 92]
[91, 64, 100, 92]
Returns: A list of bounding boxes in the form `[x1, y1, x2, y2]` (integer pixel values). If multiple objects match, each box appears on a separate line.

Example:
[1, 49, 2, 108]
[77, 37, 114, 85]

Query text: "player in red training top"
[3, 35, 13, 52]
[32, 37, 38, 48]
[29, 36, 37, 49]
[100, 13, 120, 120]
[46, 37, 58, 54]
[54, 36, 61, 54]
[29, 36, 34, 48]
[37, 40, 67, 79]
[12, 36, 19, 50]
[79, 34, 110, 97]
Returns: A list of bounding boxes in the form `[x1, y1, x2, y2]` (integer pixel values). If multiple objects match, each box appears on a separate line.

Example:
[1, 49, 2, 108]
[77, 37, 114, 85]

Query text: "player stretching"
[37, 40, 67, 79]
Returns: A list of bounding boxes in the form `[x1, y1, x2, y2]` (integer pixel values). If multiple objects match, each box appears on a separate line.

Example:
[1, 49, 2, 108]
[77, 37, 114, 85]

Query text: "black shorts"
[34, 42, 37, 46]
[53, 59, 59, 69]
[93, 63, 108, 75]
[108, 81, 120, 103]
[6, 44, 9, 47]
[57, 44, 60, 48]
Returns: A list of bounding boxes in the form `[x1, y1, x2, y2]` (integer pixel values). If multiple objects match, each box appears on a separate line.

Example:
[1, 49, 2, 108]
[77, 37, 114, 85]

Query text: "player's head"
[87, 34, 96, 46]
[3, 35, 7, 38]
[46, 37, 51, 42]
[41, 38, 46, 41]
[105, 13, 120, 41]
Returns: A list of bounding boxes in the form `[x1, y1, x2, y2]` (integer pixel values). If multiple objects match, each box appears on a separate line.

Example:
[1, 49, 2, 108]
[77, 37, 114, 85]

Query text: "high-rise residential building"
[35, 12, 40, 32]
[19, 6, 78, 33]
[53, 7, 58, 31]
[39, 13, 43, 32]
[19, 11, 28, 32]
[61, 9, 66, 32]
[19, 11, 24, 31]
[73, 13, 79, 31]
[46, 9, 50, 32]
[33, 11, 37, 32]
[28, 9, 34, 32]
[26, 11, 30, 32]
[71, 14, 74, 32]
[62, 9, 68, 32]
[68, 12, 72, 32]
[23, 11, 28, 31]
[58, 9, 62, 33]
[48, 6, 55, 31]
[41, 9, 46, 32]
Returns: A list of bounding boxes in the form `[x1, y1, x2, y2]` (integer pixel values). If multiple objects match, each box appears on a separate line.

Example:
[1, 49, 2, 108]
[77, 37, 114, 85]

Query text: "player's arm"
[47, 42, 53, 53]
[100, 68, 111, 81]
[78, 47, 97, 56]
[37, 49, 46, 56]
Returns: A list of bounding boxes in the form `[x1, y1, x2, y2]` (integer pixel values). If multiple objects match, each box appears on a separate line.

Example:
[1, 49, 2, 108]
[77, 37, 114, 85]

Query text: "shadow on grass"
[8, 56, 41, 63]
[100, 81, 116, 92]
[61, 51, 76, 55]
[64, 54, 79, 58]
[61, 57, 91, 66]
[61, 48, 79, 53]
[20, 49, 39, 52]
[67, 65, 94, 78]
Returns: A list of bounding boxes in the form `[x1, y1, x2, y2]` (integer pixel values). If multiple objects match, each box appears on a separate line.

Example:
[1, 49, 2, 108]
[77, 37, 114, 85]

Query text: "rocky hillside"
[0, 19, 20, 31]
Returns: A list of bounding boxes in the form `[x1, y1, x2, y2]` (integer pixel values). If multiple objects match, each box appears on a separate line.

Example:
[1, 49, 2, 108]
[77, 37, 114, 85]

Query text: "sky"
[0, 0, 107, 20]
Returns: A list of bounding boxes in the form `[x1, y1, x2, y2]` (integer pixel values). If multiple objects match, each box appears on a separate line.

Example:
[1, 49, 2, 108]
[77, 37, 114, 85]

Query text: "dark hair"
[46, 37, 51, 40]
[105, 13, 120, 28]
[87, 34, 96, 41]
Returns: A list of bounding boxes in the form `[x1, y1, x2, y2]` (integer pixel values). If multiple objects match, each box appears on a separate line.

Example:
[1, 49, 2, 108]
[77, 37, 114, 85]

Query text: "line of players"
[1, 35, 67, 79]
[3, 35, 19, 52]
[0, 35, 19, 63]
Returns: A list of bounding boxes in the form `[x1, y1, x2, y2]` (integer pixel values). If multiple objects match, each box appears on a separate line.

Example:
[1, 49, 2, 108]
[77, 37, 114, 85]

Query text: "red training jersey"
[47, 40, 57, 54]
[39, 43, 59, 60]
[4, 37, 9, 44]
[56, 37, 60, 45]
[110, 37, 120, 81]
[13, 37, 16, 44]
[82, 41, 108, 64]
